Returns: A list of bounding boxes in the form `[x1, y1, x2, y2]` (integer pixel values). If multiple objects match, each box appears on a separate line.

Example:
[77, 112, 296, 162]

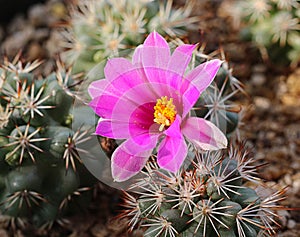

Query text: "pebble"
[251, 72, 266, 86]
[253, 96, 271, 110]
[266, 131, 276, 140]
[252, 64, 267, 73]
[261, 165, 286, 180]
[279, 69, 300, 106]
[285, 124, 300, 143]
[278, 210, 290, 227]
[251, 64, 267, 86]
[287, 219, 297, 229]
[283, 174, 292, 186]
[290, 158, 300, 170]
[292, 173, 300, 193]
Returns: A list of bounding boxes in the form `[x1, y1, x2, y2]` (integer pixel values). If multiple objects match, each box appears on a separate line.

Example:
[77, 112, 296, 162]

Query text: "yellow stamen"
[153, 96, 177, 131]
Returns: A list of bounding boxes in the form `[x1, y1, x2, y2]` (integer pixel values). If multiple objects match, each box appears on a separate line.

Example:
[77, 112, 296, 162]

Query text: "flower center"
[153, 96, 177, 131]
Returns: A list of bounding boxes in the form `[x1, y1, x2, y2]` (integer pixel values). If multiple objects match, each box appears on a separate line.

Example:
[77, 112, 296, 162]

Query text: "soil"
[0, 0, 299, 236]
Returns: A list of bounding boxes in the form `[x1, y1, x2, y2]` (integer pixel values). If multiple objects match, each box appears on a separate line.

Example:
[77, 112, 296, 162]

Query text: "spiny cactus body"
[228, 0, 300, 66]
[113, 47, 275, 236]
[61, 0, 199, 73]
[0, 56, 97, 229]
[122, 143, 286, 237]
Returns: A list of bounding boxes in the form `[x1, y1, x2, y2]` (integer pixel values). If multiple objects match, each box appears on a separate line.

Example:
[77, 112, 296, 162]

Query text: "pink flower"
[89, 32, 227, 182]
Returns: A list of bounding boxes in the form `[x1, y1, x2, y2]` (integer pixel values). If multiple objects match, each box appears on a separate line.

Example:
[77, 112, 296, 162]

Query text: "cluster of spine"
[230, 0, 300, 66]
[61, 0, 199, 73]
[121, 142, 286, 237]
[0, 55, 96, 229]
[189, 49, 243, 139]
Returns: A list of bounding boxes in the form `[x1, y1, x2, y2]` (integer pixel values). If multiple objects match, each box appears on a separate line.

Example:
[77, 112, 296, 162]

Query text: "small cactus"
[60, 0, 199, 73]
[121, 142, 286, 237]
[0, 55, 98, 228]
[224, 0, 300, 66]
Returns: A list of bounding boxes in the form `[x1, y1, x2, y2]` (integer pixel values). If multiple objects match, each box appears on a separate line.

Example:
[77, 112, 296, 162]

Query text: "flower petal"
[110, 83, 182, 124]
[104, 58, 146, 94]
[132, 45, 143, 65]
[90, 80, 157, 120]
[181, 84, 199, 118]
[144, 31, 169, 48]
[111, 134, 158, 182]
[181, 59, 223, 116]
[167, 44, 196, 90]
[164, 115, 182, 138]
[94, 101, 156, 139]
[104, 58, 133, 81]
[129, 102, 157, 138]
[92, 80, 183, 139]
[95, 118, 130, 138]
[89, 94, 120, 118]
[157, 135, 187, 173]
[139, 47, 170, 81]
[157, 116, 187, 172]
[88, 79, 108, 99]
[186, 59, 223, 91]
[89, 57, 157, 103]
[138, 33, 171, 89]
[182, 117, 228, 150]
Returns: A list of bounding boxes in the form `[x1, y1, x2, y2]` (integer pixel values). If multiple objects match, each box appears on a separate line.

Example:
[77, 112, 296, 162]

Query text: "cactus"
[188, 49, 243, 139]
[60, 0, 199, 73]
[121, 142, 286, 237]
[0, 55, 97, 229]
[84, 40, 289, 237]
[226, 0, 300, 66]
